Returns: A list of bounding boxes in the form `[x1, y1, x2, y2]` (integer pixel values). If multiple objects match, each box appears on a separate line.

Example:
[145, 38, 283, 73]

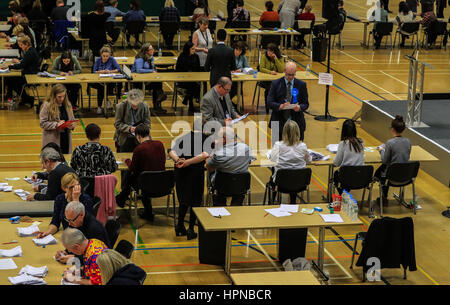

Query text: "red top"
[259, 11, 280, 25]
[125, 140, 166, 178]
[297, 12, 315, 21]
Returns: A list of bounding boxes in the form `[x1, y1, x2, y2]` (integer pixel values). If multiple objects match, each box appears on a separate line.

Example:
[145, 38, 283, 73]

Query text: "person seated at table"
[267, 120, 311, 204]
[5, 24, 24, 48]
[259, 1, 279, 25]
[18, 17, 37, 48]
[36, 173, 94, 238]
[206, 126, 254, 206]
[175, 41, 201, 113]
[131, 43, 167, 114]
[369, 0, 388, 49]
[113, 89, 151, 153]
[86, 1, 111, 58]
[97, 249, 146, 285]
[168, 118, 212, 240]
[159, 0, 181, 49]
[91, 45, 123, 115]
[26, 147, 76, 201]
[39, 84, 76, 154]
[333, 119, 365, 195]
[52, 50, 82, 110]
[229, 41, 250, 103]
[61, 228, 108, 285]
[105, 0, 125, 44]
[232, 0, 250, 22]
[259, 43, 285, 112]
[53, 201, 109, 264]
[374, 115, 411, 205]
[123, 0, 146, 47]
[296, 5, 315, 49]
[392, 1, 414, 47]
[420, 2, 438, 47]
[0, 13, 21, 39]
[192, 0, 209, 22]
[2, 35, 39, 107]
[71, 123, 118, 181]
[115, 124, 166, 221]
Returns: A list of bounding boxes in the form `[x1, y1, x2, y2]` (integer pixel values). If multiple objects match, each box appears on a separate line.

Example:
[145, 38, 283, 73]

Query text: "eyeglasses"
[221, 85, 231, 92]
[64, 213, 81, 223]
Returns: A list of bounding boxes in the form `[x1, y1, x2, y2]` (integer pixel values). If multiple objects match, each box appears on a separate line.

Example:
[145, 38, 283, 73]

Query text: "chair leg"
[248, 190, 251, 206]
[251, 82, 257, 107]
[393, 31, 398, 48]
[172, 191, 177, 229]
[263, 183, 268, 205]
[412, 179, 417, 215]
[166, 194, 170, 216]
[307, 186, 310, 204]
[350, 233, 359, 269]
[361, 188, 366, 208]
[404, 267, 407, 279]
[379, 182, 384, 217]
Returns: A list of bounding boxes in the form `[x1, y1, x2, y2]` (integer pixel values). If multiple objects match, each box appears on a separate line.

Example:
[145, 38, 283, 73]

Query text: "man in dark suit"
[267, 61, 309, 142]
[204, 29, 236, 87]
[200, 76, 240, 126]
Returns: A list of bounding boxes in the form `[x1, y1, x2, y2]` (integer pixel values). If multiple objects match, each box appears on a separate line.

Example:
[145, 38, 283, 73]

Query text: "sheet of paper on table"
[279, 204, 299, 213]
[33, 234, 57, 246]
[0, 258, 17, 270]
[0, 246, 23, 257]
[326, 144, 339, 153]
[207, 207, 231, 217]
[264, 208, 292, 217]
[319, 214, 344, 223]
[19, 265, 48, 277]
[17, 224, 40, 237]
[8, 274, 47, 285]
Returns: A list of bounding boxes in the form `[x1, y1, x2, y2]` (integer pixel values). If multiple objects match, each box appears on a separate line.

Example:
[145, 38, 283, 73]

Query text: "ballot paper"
[231, 72, 245, 76]
[264, 208, 292, 217]
[0, 246, 23, 257]
[99, 73, 114, 77]
[242, 67, 256, 75]
[61, 278, 80, 285]
[33, 234, 57, 246]
[0, 68, 9, 73]
[113, 57, 128, 60]
[24, 177, 43, 185]
[0, 183, 10, 191]
[308, 149, 330, 161]
[17, 225, 40, 237]
[2, 186, 13, 192]
[281, 104, 297, 110]
[19, 265, 48, 277]
[55, 77, 66, 80]
[326, 144, 339, 154]
[0, 258, 17, 270]
[5, 177, 20, 181]
[14, 189, 30, 201]
[207, 207, 231, 217]
[8, 274, 47, 285]
[231, 113, 249, 125]
[279, 204, 299, 213]
[319, 214, 344, 223]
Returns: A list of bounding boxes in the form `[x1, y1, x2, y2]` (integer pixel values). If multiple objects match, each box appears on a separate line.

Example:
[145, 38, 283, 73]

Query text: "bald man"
[267, 61, 309, 142]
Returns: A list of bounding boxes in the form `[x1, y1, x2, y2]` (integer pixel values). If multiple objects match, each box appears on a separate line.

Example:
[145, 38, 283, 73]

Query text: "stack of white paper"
[2, 185, 13, 192]
[264, 208, 292, 217]
[61, 278, 80, 285]
[17, 225, 39, 237]
[308, 149, 330, 161]
[0, 246, 23, 257]
[8, 274, 47, 285]
[207, 207, 231, 217]
[19, 265, 48, 277]
[0, 182, 9, 191]
[326, 144, 339, 154]
[14, 189, 30, 201]
[0, 68, 10, 73]
[319, 214, 344, 223]
[0, 258, 18, 270]
[24, 177, 43, 185]
[231, 113, 249, 125]
[279, 204, 299, 213]
[32, 235, 57, 246]
[99, 73, 114, 77]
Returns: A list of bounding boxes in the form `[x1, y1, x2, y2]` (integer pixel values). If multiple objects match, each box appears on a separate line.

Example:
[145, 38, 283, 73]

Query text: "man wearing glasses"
[200, 76, 240, 126]
[267, 61, 309, 143]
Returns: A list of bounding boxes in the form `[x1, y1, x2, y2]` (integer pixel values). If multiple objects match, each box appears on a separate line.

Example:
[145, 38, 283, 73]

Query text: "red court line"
[311, 178, 327, 194]
[331, 86, 362, 106]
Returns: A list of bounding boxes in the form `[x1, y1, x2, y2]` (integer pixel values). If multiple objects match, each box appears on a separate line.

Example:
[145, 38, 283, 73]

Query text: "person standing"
[39, 84, 76, 154]
[86, 1, 110, 58]
[204, 29, 236, 87]
[267, 61, 309, 143]
[50, 0, 69, 21]
[192, 17, 213, 70]
[278, 0, 301, 47]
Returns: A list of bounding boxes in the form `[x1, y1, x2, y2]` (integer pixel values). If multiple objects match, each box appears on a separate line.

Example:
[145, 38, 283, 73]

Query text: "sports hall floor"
[0, 0, 448, 285]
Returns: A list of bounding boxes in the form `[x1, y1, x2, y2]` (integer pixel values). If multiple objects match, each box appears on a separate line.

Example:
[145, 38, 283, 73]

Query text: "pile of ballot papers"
[17, 225, 40, 237]
[326, 144, 339, 153]
[308, 149, 330, 161]
[8, 274, 47, 285]
[19, 265, 48, 277]
[32, 235, 57, 246]
[14, 189, 30, 201]
[24, 177, 43, 185]
[0, 246, 23, 257]
[0, 183, 13, 192]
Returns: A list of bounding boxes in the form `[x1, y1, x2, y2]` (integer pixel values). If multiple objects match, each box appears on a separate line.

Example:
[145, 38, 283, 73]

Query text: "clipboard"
[57, 120, 79, 130]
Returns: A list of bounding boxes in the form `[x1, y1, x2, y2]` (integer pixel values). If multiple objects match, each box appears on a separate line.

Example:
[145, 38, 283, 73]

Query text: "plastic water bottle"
[253, 70, 258, 78]
[306, 64, 311, 76]
[158, 48, 162, 57]
[352, 199, 359, 221]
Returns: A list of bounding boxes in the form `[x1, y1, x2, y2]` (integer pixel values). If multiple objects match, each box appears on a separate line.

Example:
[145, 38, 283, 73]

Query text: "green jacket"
[259, 54, 285, 74]
[51, 55, 82, 75]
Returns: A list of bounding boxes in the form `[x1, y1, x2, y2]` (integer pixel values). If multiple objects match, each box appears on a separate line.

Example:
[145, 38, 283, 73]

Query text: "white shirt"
[267, 141, 311, 180]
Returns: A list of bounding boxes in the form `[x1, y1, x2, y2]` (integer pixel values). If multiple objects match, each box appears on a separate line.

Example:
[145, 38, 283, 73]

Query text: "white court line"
[146, 266, 278, 275]
[336, 49, 367, 65]
[247, 231, 281, 271]
[348, 70, 402, 100]
[379, 70, 408, 86]
[154, 116, 174, 138]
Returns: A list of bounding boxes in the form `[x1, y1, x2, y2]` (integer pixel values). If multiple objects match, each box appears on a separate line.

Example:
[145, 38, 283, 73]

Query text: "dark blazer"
[35, 163, 75, 201]
[51, 193, 93, 229]
[204, 42, 237, 86]
[73, 212, 110, 247]
[200, 87, 238, 125]
[267, 77, 309, 133]
[106, 264, 146, 285]
[9, 47, 40, 76]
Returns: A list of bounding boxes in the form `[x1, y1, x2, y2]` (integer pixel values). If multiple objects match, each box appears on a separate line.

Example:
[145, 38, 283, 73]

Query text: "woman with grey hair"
[113, 89, 151, 152]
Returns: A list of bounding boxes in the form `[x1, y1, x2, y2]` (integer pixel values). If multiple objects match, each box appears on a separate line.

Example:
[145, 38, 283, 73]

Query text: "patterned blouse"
[83, 239, 108, 285]
[70, 142, 118, 178]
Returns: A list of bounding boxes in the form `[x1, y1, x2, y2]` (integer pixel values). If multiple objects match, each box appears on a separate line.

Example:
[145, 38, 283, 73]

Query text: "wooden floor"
[0, 0, 449, 285]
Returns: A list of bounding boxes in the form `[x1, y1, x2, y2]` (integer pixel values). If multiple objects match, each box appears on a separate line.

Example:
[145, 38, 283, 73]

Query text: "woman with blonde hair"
[97, 249, 146, 285]
[267, 120, 311, 204]
[39, 84, 76, 154]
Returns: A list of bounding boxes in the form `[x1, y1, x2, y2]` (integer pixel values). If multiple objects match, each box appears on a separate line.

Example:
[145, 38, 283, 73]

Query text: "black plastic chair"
[332, 165, 374, 214]
[394, 22, 420, 48]
[294, 20, 315, 49]
[263, 168, 312, 205]
[130, 170, 176, 229]
[125, 20, 146, 47]
[228, 20, 251, 45]
[377, 162, 420, 217]
[208, 172, 251, 206]
[368, 22, 394, 49]
[115, 239, 134, 259]
[260, 21, 281, 49]
[93, 196, 102, 217]
[158, 21, 181, 50]
[79, 176, 95, 198]
[422, 20, 447, 49]
[105, 219, 122, 248]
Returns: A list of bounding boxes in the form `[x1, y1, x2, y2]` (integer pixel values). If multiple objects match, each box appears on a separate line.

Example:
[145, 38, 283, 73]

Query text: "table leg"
[362, 23, 368, 47]
[328, 164, 334, 202]
[200, 81, 204, 100]
[318, 227, 325, 270]
[224, 230, 232, 276]
[237, 81, 243, 113]
[104, 82, 107, 118]
[1, 76, 4, 109]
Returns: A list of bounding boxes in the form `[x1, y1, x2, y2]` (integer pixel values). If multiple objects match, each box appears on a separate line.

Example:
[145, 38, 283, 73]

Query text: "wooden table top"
[115, 16, 260, 23]
[0, 217, 66, 285]
[194, 203, 363, 231]
[231, 270, 321, 285]
[226, 28, 300, 35]
[115, 56, 178, 66]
